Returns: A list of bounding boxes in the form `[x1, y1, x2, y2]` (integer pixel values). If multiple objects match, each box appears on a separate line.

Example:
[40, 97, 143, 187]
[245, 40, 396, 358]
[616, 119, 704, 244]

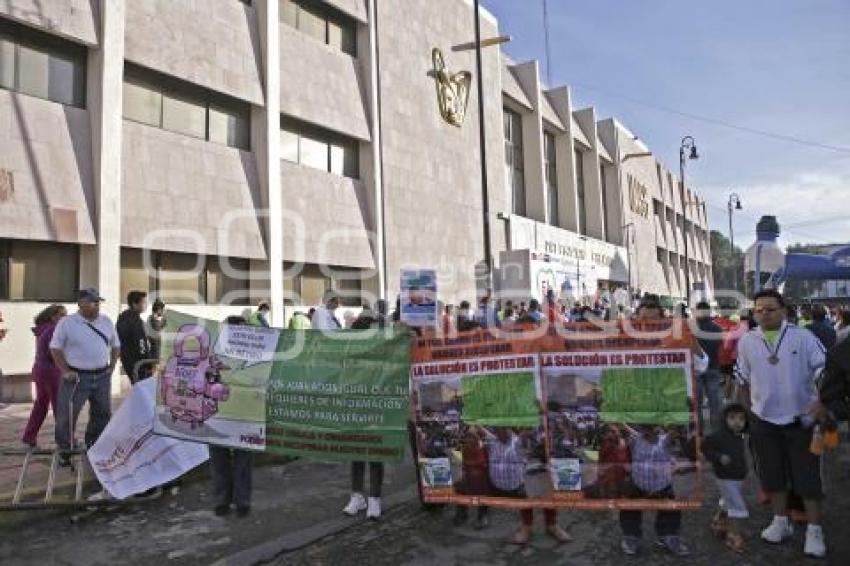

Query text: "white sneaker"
[366, 497, 381, 520]
[761, 515, 793, 544]
[804, 525, 827, 559]
[343, 493, 367, 516]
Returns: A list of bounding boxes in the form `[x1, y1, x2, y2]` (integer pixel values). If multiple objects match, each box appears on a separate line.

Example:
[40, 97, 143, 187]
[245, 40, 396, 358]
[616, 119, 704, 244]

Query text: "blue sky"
[483, 0, 850, 249]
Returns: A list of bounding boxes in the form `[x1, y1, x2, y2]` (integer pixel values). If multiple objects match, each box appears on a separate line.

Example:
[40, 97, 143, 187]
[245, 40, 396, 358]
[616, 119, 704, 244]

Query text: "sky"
[482, 0, 850, 250]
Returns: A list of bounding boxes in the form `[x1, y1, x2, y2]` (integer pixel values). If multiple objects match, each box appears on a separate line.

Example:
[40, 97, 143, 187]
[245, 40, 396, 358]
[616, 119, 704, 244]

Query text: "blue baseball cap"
[78, 288, 105, 303]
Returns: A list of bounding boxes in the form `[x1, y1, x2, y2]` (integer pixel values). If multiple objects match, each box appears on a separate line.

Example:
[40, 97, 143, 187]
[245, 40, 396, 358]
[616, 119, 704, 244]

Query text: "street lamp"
[452, 2, 511, 297]
[622, 222, 635, 301]
[727, 193, 743, 293]
[679, 136, 699, 304]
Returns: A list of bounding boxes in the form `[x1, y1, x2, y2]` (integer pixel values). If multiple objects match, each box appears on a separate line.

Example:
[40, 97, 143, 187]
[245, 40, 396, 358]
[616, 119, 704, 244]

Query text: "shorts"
[749, 415, 822, 499]
[716, 479, 748, 519]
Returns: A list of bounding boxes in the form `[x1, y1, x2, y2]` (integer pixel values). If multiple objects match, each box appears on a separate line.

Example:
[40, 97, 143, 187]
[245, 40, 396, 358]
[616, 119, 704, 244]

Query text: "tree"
[709, 230, 744, 303]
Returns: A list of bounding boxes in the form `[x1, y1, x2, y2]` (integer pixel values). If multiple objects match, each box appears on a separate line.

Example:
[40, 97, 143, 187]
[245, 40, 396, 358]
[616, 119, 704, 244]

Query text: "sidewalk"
[0, 396, 126, 500]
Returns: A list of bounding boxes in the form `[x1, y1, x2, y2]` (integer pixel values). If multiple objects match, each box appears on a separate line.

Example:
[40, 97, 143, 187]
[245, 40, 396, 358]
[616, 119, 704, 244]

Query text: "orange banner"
[411, 321, 704, 510]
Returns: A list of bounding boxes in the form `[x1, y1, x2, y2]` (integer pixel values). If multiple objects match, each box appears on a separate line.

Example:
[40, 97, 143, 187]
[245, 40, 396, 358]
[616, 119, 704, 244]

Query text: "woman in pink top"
[21, 305, 67, 448]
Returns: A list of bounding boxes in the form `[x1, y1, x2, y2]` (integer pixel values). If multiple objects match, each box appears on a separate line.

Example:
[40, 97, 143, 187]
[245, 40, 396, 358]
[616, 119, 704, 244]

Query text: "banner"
[400, 269, 438, 327]
[410, 321, 703, 509]
[153, 310, 279, 450]
[266, 329, 411, 463]
[89, 378, 209, 499]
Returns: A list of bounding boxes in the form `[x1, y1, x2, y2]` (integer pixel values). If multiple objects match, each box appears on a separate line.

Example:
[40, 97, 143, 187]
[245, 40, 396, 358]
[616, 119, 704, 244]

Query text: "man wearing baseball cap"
[50, 288, 120, 461]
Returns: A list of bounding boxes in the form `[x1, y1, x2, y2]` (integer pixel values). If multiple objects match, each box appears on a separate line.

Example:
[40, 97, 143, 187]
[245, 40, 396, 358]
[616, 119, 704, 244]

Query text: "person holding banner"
[736, 289, 828, 559]
[477, 426, 571, 546]
[209, 315, 255, 518]
[338, 301, 386, 520]
[618, 295, 694, 557]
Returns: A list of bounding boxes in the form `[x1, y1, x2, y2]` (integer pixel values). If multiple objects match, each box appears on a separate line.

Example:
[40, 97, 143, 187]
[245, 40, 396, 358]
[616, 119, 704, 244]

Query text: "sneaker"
[343, 493, 367, 516]
[86, 490, 110, 502]
[804, 525, 827, 559]
[621, 535, 640, 556]
[236, 506, 251, 518]
[366, 497, 381, 520]
[214, 504, 231, 517]
[655, 535, 691, 556]
[761, 516, 793, 544]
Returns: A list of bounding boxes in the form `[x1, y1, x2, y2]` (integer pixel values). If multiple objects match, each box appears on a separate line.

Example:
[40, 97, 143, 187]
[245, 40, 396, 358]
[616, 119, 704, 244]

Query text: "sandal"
[710, 510, 729, 538]
[546, 525, 572, 543]
[725, 532, 745, 554]
[512, 527, 532, 546]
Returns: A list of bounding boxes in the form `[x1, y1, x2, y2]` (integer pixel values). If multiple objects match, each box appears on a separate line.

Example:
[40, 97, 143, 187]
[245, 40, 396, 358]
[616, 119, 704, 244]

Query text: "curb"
[211, 489, 418, 566]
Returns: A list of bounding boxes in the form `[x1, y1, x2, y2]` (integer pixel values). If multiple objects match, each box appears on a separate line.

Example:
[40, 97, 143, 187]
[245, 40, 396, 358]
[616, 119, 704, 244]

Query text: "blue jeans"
[697, 369, 724, 435]
[54, 370, 111, 450]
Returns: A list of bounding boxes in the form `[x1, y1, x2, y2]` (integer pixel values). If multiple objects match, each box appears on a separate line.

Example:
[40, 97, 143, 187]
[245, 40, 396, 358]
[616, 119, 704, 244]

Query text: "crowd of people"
[0, 285, 848, 559]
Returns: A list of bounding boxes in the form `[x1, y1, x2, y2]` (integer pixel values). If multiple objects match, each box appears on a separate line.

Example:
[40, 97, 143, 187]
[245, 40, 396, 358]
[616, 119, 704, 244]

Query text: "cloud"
[703, 160, 850, 249]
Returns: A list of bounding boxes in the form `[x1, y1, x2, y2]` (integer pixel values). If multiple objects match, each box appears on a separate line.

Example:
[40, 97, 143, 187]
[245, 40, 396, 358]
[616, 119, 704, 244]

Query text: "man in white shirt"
[311, 290, 342, 331]
[50, 288, 121, 458]
[736, 289, 827, 559]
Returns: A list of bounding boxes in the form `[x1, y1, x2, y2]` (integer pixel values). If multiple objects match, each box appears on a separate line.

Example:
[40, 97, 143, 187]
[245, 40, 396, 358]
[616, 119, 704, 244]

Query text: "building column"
[509, 61, 546, 223]
[573, 107, 605, 241]
[255, 0, 284, 326]
[546, 87, 578, 233]
[596, 118, 625, 246]
[366, 0, 386, 300]
[83, 0, 125, 393]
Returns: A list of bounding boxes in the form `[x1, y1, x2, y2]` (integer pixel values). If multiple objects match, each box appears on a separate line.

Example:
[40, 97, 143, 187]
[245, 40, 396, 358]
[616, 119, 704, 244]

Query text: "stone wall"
[0, 0, 97, 45]
[125, 0, 264, 104]
[121, 121, 266, 259]
[0, 90, 95, 243]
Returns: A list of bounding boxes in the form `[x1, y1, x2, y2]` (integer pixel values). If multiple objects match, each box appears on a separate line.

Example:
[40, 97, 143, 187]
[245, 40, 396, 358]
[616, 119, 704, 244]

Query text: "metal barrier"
[0, 447, 160, 511]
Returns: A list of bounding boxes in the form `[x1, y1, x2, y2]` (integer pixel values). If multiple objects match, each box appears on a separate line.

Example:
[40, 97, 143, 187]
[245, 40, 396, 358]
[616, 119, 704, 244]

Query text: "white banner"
[89, 378, 209, 499]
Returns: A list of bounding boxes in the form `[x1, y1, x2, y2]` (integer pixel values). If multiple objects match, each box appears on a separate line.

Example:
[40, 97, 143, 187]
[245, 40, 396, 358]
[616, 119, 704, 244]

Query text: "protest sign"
[400, 269, 438, 327]
[265, 329, 411, 463]
[89, 379, 209, 499]
[410, 321, 703, 510]
[153, 310, 279, 450]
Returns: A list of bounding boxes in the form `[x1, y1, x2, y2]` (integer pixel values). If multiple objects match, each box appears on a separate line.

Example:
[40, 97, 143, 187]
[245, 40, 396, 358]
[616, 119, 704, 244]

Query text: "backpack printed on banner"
[161, 324, 230, 428]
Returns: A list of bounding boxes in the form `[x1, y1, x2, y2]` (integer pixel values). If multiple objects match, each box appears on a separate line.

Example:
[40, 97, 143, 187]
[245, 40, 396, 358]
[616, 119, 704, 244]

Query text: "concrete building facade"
[0, 0, 710, 399]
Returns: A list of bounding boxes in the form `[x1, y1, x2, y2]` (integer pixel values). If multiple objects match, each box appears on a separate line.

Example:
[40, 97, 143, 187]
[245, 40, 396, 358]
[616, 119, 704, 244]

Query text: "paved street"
[276, 449, 850, 566]
[2, 398, 849, 565]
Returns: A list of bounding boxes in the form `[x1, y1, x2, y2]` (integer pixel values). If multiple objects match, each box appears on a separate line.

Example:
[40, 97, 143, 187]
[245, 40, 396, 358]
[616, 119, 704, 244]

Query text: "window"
[130, 250, 252, 305]
[280, 115, 360, 178]
[120, 248, 152, 301]
[0, 239, 79, 301]
[332, 267, 363, 307]
[503, 108, 525, 216]
[123, 64, 251, 150]
[575, 149, 586, 235]
[600, 164, 609, 241]
[281, 0, 357, 56]
[0, 20, 86, 107]
[299, 264, 331, 306]
[123, 76, 162, 127]
[544, 131, 558, 226]
[206, 257, 250, 305]
[162, 91, 207, 140]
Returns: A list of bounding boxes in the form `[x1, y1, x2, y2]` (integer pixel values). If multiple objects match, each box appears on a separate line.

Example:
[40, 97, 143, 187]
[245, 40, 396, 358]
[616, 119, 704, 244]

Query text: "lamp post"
[454, 2, 510, 296]
[727, 193, 742, 293]
[679, 136, 698, 304]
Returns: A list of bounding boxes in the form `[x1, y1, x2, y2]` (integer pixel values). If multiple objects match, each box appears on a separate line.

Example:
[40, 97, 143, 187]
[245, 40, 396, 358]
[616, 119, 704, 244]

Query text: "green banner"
[599, 367, 689, 425]
[265, 329, 411, 463]
[461, 371, 540, 427]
